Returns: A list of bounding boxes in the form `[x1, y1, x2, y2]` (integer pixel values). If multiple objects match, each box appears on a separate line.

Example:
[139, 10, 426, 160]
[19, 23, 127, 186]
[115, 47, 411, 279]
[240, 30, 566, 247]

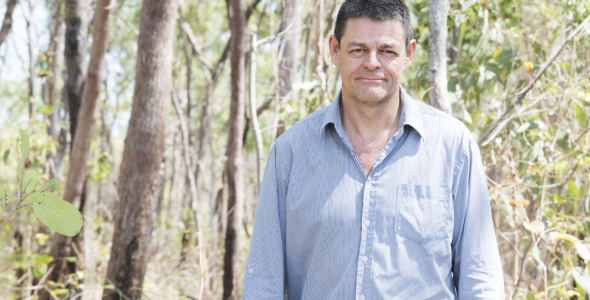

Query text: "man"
[242, 0, 504, 299]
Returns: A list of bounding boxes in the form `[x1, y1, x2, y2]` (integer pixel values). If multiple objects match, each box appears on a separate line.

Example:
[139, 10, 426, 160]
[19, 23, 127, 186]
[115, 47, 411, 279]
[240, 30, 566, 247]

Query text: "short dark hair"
[334, 0, 413, 48]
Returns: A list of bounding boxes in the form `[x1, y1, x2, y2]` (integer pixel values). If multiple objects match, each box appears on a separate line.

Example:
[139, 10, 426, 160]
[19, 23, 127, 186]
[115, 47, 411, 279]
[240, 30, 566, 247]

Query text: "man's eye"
[352, 49, 364, 53]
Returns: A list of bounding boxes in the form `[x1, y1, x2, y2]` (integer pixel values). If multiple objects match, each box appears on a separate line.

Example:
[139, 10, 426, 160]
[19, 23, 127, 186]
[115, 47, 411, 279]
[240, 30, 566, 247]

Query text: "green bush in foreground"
[0, 129, 83, 237]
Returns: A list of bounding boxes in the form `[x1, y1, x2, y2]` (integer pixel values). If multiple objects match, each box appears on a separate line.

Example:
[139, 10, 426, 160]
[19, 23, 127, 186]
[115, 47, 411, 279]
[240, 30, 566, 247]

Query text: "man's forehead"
[345, 40, 401, 49]
[341, 18, 405, 44]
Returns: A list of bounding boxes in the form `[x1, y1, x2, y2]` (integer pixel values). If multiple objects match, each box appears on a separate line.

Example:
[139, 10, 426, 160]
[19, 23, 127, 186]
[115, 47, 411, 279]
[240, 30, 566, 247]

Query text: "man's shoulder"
[410, 98, 476, 150]
[412, 99, 464, 127]
[276, 105, 330, 146]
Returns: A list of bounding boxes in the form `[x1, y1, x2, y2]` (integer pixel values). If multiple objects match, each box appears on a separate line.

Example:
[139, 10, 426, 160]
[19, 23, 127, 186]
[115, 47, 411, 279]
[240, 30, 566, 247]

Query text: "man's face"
[329, 18, 416, 106]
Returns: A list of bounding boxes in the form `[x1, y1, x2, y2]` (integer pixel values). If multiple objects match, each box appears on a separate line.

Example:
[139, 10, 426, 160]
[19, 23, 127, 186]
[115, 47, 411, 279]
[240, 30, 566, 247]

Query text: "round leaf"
[23, 170, 38, 194]
[24, 193, 83, 237]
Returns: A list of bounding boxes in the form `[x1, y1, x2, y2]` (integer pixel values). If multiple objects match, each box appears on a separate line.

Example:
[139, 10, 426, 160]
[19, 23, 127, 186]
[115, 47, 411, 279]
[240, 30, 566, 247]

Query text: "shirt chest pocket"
[395, 184, 452, 244]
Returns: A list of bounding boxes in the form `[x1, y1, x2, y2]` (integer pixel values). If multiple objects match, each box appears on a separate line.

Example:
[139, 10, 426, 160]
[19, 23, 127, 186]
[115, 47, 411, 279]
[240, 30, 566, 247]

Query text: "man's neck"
[340, 91, 402, 142]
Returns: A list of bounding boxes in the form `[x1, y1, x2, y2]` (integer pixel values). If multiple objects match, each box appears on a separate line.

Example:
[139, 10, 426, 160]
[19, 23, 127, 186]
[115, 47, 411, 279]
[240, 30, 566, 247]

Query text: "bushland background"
[0, 0, 589, 299]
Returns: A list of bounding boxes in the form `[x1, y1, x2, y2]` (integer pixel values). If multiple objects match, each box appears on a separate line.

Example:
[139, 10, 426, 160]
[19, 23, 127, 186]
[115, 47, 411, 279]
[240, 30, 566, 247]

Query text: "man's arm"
[451, 136, 505, 299]
[242, 143, 288, 299]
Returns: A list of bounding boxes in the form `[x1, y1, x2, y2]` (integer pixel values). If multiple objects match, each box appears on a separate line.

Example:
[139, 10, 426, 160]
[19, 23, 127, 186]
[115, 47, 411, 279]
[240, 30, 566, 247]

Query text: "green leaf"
[574, 103, 588, 128]
[462, 105, 472, 124]
[39, 178, 61, 193]
[485, 62, 503, 76]
[2, 149, 9, 164]
[17, 129, 30, 179]
[23, 192, 83, 237]
[496, 49, 514, 68]
[573, 267, 590, 292]
[52, 289, 69, 296]
[36, 254, 54, 264]
[23, 170, 38, 194]
[526, 291, 535, 300]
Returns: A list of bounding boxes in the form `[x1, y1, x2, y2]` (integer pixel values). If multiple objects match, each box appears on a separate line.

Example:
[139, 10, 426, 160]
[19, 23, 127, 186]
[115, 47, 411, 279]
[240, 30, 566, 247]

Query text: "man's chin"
[351, 90, 390, 105]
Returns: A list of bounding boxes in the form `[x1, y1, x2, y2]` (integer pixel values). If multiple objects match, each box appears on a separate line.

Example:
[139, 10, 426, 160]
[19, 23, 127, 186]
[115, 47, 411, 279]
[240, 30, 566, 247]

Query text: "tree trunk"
[40, 0, 111, 297]
[102, 0, 179, 298]
[427, 0, 451, 114]
[449, 23, 459, 65]
[222, 0, 246, 298]
[249, 33, 263, 191]
[0, 0, 17, 48]
[275, 0, 301, 138]
[64, 0, 89, 149]
[43, 0, 64, 178]
[26, 0, 37, 117]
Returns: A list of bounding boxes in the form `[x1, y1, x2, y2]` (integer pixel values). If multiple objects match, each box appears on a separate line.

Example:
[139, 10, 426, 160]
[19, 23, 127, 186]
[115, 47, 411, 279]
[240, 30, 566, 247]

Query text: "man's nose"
[363, 50, 380, 70]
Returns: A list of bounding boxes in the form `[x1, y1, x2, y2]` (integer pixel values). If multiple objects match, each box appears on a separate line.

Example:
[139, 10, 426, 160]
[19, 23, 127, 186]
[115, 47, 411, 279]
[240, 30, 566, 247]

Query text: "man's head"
[329, 0, 416, 107]
[334, 0, 413, 49]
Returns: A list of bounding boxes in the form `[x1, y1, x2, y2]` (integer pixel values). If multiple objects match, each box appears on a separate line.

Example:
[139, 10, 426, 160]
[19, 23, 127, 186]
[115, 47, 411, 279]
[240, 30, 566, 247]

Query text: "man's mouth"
[357, 78, 385, 82]
[357, 77, 385, 81]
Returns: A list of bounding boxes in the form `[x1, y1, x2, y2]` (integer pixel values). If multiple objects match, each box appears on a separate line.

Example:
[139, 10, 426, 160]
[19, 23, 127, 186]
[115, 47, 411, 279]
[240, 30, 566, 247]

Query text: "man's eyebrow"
[346, 42, 400, 49]
[379, 43, 398, 49]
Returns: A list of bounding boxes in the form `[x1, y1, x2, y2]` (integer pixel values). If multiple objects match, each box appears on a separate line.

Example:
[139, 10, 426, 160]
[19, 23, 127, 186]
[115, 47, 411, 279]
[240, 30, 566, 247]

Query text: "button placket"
[355, 181, 373, 300]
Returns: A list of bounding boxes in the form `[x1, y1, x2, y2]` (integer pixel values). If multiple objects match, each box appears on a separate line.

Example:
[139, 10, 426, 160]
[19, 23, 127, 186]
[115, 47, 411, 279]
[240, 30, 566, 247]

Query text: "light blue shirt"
[242, 87, 504, 300]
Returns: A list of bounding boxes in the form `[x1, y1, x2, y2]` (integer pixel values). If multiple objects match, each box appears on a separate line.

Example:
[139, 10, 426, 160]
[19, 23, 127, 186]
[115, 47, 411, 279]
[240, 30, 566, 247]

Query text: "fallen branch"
[478, 13, 590, 146]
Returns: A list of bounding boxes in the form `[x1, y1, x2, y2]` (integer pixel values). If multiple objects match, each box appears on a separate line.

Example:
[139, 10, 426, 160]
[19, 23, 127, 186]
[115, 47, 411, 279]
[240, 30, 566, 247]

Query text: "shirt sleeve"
[241, 142, 289, 299]
[451, 136, 505, 299]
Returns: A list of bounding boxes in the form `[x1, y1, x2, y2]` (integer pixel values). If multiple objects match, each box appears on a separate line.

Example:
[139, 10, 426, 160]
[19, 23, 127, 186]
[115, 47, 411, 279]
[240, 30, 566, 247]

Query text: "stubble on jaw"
[343, 80, 399, 108]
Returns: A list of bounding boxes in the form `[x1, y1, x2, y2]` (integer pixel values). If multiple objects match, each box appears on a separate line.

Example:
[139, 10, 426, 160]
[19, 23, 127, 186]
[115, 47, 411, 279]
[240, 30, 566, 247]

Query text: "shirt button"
[362, 256, 368, 263]
[364, 220, 370, 227]
[360, 295, 365, 300]
[248, 268, 253, 274]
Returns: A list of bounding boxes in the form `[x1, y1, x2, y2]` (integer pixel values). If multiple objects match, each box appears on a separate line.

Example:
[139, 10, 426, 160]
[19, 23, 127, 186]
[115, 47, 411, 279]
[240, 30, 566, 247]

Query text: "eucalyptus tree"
[102, 0, 179, 298]
[274, 0, 301, 139]
[40, 0, 113, 296]
[63, 0, 89, 147]
[0, 0, 17, 48]
[223, 0, 247, 298]
[427, 0, 451, 113]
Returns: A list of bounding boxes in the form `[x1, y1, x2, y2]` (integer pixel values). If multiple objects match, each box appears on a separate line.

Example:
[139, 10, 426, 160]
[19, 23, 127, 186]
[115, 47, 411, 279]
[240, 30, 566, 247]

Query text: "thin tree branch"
[171, 90, 207, 300]
[180, 0, 261, 82]
[114, 8, 138, 36]
[245, 0, 261, 20]
[478, 13, 590, 146]
[178, 19, 213, 77]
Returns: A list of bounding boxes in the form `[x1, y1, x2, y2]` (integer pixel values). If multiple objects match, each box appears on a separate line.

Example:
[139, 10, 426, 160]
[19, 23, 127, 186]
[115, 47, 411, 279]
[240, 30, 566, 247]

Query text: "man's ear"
[403, 39, 416, 71]
[328, 35, 340, 68]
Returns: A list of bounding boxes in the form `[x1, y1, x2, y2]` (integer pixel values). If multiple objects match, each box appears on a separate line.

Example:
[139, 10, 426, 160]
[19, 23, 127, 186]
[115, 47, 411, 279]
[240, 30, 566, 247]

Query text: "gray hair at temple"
[333, 0, 413, 48]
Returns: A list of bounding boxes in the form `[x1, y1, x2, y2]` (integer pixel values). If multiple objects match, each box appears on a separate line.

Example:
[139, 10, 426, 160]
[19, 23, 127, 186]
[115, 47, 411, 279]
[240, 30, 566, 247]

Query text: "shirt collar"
[320, 86, 425, 141]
